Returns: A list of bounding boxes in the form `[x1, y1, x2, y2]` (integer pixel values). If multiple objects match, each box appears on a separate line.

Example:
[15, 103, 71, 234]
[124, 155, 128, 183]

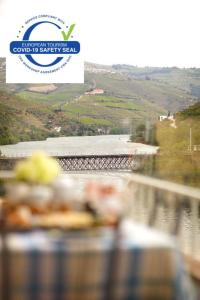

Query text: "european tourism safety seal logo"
[8, 14, 82, 82]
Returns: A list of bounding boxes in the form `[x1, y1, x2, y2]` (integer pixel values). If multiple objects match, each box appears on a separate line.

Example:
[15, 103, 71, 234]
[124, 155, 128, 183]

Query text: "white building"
[159, 115, 174, 122]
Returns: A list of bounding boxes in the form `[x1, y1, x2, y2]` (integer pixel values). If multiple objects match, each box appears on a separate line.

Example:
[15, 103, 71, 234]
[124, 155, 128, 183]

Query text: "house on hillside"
[159, 112, 176, 128]
[159, 112, 174, 122]
[85, 88, 104, 95]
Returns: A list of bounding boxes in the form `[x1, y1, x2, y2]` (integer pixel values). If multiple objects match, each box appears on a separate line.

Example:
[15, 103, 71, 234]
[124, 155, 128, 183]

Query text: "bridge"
[0, 154, 149, 171]
[0, 135, 157, 171]
[57, 154, 147, 171]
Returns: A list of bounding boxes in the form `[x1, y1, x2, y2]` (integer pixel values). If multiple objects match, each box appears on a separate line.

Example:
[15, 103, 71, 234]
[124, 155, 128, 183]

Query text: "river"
[0, 135, 158, 157]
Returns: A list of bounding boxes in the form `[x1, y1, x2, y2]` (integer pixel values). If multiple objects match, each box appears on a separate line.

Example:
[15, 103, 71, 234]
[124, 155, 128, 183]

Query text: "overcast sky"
[0, 0, 199, 67]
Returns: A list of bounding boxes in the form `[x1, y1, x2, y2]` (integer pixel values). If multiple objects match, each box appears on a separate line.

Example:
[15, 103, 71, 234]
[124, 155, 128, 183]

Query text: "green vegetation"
[131, 123, 146, 143]
[151, 102, 200, 187]
[180, 102, 200, 117]
[16, 83, 89, 104]
[80, 117, 112, 126]
[0, 93, 50, 145]
[85, 67, 197, 112]
[0, 59, 199, 145]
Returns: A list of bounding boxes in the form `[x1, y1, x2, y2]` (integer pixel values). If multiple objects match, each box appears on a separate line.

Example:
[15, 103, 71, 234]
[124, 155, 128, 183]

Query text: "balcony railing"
[123, 173, 200, 278]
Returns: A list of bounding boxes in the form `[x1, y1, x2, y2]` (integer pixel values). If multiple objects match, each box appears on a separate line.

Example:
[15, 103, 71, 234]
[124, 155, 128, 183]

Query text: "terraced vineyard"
[0, 58, 199, 145]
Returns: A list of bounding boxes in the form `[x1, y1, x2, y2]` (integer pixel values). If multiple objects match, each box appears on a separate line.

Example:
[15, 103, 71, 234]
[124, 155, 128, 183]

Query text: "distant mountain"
[111, 64, 200, 96]
[0, 58, 199, 145]
[85, 63, 198, 113]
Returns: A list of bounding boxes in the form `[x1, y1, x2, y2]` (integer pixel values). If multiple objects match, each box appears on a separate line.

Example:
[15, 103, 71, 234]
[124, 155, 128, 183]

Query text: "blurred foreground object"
[0, 221, 195, 300]
[14, 152, 61, 184]
[3, 172, 124, 230]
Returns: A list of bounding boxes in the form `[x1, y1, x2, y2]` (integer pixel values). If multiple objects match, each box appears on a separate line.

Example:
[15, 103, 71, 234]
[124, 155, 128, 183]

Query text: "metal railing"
[124, 173, 200, 278]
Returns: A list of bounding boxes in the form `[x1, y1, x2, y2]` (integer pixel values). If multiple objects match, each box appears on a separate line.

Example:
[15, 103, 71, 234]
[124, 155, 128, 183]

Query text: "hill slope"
[0, 58, 199, 144]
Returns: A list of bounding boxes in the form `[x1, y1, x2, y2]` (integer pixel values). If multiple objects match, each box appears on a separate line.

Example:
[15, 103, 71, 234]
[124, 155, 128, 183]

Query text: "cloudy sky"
[0, 0, 199, 67]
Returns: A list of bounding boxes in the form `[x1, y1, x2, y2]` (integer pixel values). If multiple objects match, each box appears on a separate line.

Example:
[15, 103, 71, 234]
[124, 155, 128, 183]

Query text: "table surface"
[0, 220, 196, 300]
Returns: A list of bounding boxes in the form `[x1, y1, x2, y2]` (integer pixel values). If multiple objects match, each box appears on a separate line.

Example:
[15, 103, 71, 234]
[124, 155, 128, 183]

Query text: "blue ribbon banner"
[10, 41, 80, 54]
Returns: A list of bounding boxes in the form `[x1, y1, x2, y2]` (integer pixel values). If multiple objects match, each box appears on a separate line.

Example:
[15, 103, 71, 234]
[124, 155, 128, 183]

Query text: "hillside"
[112, 64, 200, 96]
[154, 102, 200, 187]
[85, 71, 195, 112]
[0, 91, 53, 145]
[0, 58, 199, 145]
[179, 101, 200, 118]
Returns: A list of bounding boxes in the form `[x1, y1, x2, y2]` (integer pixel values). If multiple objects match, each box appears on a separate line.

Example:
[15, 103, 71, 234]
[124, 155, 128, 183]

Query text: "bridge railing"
[124, 173, 200, 279]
